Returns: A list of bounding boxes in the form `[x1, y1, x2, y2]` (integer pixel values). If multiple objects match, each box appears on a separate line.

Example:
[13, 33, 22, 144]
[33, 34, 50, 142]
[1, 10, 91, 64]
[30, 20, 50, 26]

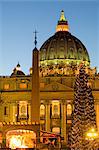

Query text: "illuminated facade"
[0, 10, 99, 148]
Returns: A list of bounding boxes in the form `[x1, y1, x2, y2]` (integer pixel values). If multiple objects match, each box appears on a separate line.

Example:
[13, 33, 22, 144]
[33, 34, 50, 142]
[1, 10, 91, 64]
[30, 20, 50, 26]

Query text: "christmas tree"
[69, 65, 97, 150]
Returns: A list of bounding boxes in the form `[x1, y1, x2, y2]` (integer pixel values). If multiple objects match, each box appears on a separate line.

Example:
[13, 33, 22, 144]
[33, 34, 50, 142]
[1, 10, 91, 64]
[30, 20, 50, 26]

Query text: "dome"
[11, 63, 25, 77]
[40, 11, 90, 68]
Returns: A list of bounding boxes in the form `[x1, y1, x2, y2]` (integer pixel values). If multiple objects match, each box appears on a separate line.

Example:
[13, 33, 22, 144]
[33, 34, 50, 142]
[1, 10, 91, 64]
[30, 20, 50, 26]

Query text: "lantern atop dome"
[56, 10, 69, 32]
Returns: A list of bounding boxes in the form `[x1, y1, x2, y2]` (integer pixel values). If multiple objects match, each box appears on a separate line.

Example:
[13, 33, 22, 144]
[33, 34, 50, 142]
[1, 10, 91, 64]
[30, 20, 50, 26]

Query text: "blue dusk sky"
[0, 0, 99, 75]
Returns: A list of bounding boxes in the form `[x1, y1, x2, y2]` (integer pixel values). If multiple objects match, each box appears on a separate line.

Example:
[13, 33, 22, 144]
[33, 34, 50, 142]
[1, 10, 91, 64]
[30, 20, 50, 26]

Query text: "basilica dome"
[40, 10, 90, 68]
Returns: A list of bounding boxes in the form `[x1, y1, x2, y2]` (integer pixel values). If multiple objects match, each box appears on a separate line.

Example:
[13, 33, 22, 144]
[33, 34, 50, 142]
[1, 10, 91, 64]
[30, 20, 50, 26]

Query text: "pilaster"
[61, 100, 67, 143]
[13, 103, 17, 122]
[95, 101, 99, 132]
[28, 103, 31, 122]
[45, 100, 50, 132]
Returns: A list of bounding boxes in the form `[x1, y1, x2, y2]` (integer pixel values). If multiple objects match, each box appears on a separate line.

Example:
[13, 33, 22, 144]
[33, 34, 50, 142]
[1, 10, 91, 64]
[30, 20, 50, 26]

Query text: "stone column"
[45, 100, 50, 132]
[2, 130, 6, 148]
[95, 101, 99, 132]
[28, 103, 31, 122]
[13, 103, 17, 122]
[61, 100, 67, 143]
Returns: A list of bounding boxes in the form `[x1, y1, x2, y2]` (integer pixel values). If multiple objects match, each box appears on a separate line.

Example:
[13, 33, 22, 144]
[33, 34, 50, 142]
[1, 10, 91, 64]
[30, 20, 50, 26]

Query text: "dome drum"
[39, 60, 89, 77]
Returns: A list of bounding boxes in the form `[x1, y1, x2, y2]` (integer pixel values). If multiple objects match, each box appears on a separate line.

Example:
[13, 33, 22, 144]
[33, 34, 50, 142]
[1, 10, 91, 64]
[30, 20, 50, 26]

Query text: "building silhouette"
[0, 10, 99, 148]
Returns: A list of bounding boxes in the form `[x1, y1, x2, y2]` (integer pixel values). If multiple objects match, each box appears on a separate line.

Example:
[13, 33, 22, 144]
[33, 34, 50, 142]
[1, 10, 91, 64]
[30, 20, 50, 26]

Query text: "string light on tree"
[69, 65, 98, 150]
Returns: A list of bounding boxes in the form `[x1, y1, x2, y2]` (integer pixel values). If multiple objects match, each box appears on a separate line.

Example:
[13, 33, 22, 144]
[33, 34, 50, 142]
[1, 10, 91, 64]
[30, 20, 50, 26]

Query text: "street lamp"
[85, 128, 98, 150]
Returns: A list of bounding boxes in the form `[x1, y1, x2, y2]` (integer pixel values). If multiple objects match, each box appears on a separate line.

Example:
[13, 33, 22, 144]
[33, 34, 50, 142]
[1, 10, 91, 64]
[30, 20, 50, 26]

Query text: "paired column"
[61, 100, 67, 143]
[45, 101, 50, 132]
[95, 102, 99, 132]
[13, 103, 17, 122]
[28, 103, 31, 122]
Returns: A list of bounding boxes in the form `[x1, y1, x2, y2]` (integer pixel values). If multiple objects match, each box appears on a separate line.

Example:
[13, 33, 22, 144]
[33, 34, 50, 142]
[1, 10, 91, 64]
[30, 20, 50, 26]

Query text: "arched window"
[21, 105, 26, 113]
[53, 105, 58, 114]
[67, 104, 72, 115]
[40, 104, 45, 116]
[19, 101, 27, 117]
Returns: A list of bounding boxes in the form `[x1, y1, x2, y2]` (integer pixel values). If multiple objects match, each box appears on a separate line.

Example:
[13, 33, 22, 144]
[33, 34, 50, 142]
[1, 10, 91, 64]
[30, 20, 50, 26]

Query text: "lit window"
[21, 106, 26, 113]
[67, 104, 72, 115]
[52, 101, 60, 116]
[19, 101, 27, 117]
[53, 105, 58, 114]
[67, 120, 72, 124]
[4, 84, 10, 90]
[40, 105, 45, 116]
[19, 83, 27, 89]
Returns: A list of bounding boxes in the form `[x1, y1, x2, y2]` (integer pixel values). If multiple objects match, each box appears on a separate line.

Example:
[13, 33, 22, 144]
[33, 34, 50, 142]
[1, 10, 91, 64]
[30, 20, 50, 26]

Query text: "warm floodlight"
[86, 127, 98, 140]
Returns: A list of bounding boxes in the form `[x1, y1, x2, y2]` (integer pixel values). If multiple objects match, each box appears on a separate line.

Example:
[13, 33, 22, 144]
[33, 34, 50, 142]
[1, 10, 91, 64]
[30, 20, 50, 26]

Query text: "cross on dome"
[59, 10, 66, 21]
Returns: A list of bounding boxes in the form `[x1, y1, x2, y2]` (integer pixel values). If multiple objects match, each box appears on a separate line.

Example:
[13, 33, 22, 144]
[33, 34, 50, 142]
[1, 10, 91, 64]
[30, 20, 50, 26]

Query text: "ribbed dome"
[11, 70, 25, 77]
[40, 11, 90, 67]
[11, 63, 25, 77]
[40, 31, 90, 66]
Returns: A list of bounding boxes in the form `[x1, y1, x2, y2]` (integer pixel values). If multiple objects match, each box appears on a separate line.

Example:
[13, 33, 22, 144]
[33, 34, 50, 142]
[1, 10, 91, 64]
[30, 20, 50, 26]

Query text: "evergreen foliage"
[69, 65, 97, 150]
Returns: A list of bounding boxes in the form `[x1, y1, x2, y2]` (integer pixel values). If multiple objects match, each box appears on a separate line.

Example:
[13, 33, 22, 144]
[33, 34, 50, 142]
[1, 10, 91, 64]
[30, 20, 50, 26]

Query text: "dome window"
[60, 47, 64, 51]
[43, 49, 46, 52]
[79, 48, 82, 52]
[70, 47, 73, 51]
[68, 38, 72, 41]
[42, 52, 46, 60]
[70, 47, 74, 57]
[61, 38, 64, 41]
[68, 54, 71, 59]
[50, 53, 54, 59]
[50, 48, 54, 52]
